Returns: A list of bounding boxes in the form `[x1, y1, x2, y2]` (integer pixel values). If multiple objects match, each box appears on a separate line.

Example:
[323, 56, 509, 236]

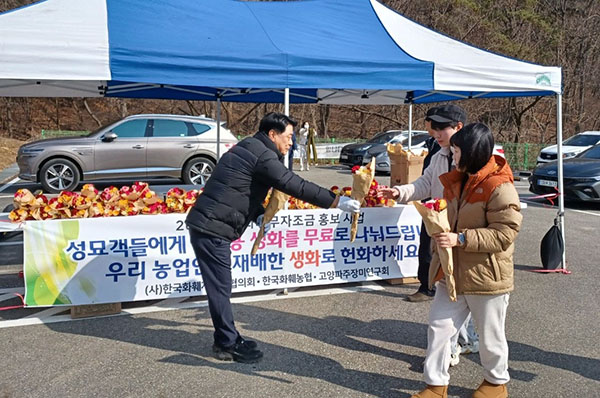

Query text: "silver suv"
[17, 114, 238, 193]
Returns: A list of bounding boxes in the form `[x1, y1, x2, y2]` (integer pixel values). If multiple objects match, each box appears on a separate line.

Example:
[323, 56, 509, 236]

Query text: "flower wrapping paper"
[350, 157, 376, 242]
[411, 199, 457, 302]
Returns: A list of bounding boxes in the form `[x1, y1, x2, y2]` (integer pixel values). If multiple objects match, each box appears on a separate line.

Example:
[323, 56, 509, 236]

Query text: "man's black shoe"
[236, 336, 258, 350]
[212, 340, 263, 363]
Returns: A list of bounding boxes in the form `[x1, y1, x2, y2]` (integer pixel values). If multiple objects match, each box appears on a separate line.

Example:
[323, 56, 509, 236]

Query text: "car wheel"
[182, 157, 215, 186]
[39, 158, 81, 193]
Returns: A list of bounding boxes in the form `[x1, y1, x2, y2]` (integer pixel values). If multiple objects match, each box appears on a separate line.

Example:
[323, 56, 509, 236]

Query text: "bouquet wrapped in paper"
[412, 198, 457, 301]
[8, 207, 30, 222]
[349, 157, 376, 242]
[251, 189, 289, 255]
[72, 194, 93, 218]
[166, 187, 186, 213]
[13, 188, 35, 209]
[80, 184, 99, 200]
[183, 189, 200, 212]
[55, 191, 78, 219]
[142, 201, 168, 215]
[28, 193, 49, 220]
[89, 200, 105, 217]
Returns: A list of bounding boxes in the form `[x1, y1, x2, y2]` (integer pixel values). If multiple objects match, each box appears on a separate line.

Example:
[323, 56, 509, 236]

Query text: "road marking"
[0, 287, 24, 294]
[23, 306, 69, 319]
[570, 209, 600, 217]
[0, 177, 20, 193]
[0, 282, 384, 329]
[520, 198, 600, 216]
[0, 293, 21, 303]
[0, 241, 22, 246]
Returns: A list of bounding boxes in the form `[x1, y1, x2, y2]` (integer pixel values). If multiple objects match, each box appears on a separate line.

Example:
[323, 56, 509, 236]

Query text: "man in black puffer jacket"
[186, 112, 360, 363]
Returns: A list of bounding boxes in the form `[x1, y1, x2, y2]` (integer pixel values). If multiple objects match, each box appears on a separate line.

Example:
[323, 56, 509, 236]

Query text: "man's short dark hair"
[450, 122, 494, 174]
[259, 112, 297, 134]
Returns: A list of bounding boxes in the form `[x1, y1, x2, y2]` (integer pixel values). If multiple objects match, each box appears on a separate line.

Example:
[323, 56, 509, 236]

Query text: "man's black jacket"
[186, 131, 336, 241]
[422, 136, 441, 172]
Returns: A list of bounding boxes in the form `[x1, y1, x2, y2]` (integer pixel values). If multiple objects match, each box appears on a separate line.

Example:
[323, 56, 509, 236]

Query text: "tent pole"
[556, 93, 566, 269]
[407, 103, 413, 149]
[216, 94, 221, 161]
[284, 88, 292, 171]
[284, 88, 290, 116]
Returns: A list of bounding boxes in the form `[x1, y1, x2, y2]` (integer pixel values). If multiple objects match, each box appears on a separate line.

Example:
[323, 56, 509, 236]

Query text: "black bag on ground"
[540, 221, 564, 270]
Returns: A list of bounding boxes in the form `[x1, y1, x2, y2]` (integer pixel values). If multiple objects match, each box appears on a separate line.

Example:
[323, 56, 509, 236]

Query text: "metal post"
[556, 93, 566, 269]
[283, 88, 290, 296]
[407, 103, 413, 149]
[216, 95, 221, 161]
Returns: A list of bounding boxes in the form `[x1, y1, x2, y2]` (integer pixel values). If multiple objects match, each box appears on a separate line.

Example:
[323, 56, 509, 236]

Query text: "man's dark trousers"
[188, 228, 238, 347]
[417, 221, 432, 292]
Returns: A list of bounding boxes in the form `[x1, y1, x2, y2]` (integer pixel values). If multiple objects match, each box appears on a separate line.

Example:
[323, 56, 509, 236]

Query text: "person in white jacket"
[298, 121, 309, 171]
[377, 104, 479, 370]
[377, 105, 465, 203]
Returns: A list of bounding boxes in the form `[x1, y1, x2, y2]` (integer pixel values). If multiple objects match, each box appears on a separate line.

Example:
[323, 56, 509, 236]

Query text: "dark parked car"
[529, 144, 600, 202]
[338, 130, 427, 168]
[17, 114, 238, 193]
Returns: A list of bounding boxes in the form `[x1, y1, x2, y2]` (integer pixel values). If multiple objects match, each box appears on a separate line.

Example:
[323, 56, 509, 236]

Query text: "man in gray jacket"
[377, 105, 465, 207]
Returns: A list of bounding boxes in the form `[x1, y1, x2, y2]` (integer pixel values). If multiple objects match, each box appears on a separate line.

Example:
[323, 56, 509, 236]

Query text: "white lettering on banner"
[293, 143, 346, 159]
[22, 207, 421, 306]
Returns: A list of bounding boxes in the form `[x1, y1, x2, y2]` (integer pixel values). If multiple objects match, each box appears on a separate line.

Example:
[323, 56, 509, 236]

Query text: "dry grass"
[0, 138, 25, 171]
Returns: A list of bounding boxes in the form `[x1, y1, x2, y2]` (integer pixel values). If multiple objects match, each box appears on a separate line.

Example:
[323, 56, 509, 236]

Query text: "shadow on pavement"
[44, 305, 466, 397]
[44, 295, 599, 396]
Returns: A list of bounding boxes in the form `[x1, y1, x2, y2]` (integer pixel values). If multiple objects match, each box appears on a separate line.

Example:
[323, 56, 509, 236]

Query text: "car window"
[368, 132, 398, 144]
[111, 119, 148, 138]
[152, 120, 190, 137]
[392, 134, 429, 146]
[579, 145, 600, 159]
[563, 134, 600, 146]
[408, 134, 430, 146]
[189, 123, 212, 136]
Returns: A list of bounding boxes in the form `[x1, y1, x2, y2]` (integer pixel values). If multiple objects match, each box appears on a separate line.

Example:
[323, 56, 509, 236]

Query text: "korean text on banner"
[23, 207, 421, 306]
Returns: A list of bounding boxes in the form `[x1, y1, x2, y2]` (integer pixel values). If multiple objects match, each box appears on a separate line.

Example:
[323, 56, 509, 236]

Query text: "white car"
[362, 131, 430, 173]
[537, 131, 600, 163]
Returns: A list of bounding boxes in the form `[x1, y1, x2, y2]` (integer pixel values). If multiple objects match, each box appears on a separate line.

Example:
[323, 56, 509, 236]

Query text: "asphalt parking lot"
[0, 165, 599, 397]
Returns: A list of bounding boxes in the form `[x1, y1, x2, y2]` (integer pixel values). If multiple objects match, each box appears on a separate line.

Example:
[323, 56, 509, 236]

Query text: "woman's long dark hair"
[450, 123, 494, 174]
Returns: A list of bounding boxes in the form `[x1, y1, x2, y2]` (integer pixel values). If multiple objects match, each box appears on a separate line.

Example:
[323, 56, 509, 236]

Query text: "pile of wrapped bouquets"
[8, 176, 396, 222]
[8, 182, 201, 222]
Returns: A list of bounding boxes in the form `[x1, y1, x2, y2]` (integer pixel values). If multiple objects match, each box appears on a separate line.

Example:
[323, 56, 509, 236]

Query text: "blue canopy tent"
[0, 0, 566, 268]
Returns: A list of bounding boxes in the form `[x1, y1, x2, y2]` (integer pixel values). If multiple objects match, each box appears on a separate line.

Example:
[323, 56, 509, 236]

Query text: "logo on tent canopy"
[535, 73, 551, 86]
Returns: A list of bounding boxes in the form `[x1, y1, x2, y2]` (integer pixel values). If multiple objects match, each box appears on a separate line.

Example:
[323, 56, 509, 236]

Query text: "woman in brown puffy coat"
[412, 123, 522, 398]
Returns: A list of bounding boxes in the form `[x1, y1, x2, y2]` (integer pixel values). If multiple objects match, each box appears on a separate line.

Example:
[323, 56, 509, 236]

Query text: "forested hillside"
[1, 0, 598, 144]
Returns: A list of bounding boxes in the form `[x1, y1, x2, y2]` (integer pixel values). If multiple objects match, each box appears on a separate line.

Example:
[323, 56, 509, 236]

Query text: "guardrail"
[499, 142, 546, 171]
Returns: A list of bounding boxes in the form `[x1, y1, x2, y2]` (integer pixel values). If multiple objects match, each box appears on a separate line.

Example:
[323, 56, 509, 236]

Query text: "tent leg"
[283, 87, 290, 296]
[284, 88, 290, 116]
[407, 103, 413, 149]
[216, 95, 221, 161]
[556, 93, 566, 270]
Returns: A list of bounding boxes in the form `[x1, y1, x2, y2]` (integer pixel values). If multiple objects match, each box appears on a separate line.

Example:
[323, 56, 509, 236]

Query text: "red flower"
[351, 165, 360, 174]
